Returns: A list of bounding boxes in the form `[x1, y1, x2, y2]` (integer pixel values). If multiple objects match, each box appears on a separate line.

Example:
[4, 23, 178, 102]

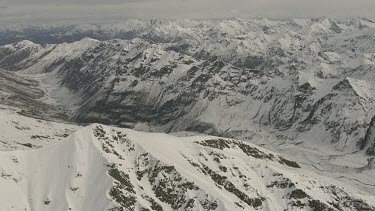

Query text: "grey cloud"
[1, 0, 375, 23]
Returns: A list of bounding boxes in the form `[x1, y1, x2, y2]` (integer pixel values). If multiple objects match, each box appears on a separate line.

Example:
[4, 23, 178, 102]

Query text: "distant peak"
[15, 40, 39, 48]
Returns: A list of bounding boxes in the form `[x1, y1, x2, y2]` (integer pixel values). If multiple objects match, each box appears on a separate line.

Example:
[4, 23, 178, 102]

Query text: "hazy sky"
[1, 0, 375, 23]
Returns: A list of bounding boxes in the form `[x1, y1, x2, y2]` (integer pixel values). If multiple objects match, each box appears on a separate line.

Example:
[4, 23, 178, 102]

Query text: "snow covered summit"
[0, 124, 374, 211]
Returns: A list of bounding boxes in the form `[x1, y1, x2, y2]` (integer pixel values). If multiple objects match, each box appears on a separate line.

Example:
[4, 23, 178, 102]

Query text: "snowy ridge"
[1, 31, 374, 155]
[346, 77, 375, 101]
[1, 18, 375, 204]
[0, 124, 374, 211]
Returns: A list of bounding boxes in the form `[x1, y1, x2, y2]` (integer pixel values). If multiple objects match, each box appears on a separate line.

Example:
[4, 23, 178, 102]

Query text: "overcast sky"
[1, 0, 375, 23]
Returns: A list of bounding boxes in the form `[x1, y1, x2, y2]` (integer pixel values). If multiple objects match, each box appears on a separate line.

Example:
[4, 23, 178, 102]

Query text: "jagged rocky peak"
[0, 18, 374, 195]
[0, 17, 375, 211]
[0, 123, 374, 211]
[1, 18, 375, 156]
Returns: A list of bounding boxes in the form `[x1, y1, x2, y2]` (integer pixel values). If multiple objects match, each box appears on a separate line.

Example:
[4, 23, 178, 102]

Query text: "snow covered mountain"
[1, 18, 374, 156]
[0, 18, 375, 210]
[1, 122, 374, 211]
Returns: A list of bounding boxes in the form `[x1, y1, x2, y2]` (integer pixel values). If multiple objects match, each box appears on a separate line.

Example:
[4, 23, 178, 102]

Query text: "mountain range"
[0, 18, 374, 210]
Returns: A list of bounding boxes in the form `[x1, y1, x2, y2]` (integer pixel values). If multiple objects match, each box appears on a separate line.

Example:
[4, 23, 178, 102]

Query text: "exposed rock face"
[1, 18, 375, 210]
[0, 124, 373, 211]
[0, 18, 375, 156]
[361, 116, 375, 156]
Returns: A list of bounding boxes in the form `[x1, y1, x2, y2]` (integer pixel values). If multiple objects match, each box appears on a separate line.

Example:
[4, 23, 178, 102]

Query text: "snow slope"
[0, 106, 79, 151]
[0, 124, 374, 211]
[0, 18, 375, 207]
[1, 19, 374, 157]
